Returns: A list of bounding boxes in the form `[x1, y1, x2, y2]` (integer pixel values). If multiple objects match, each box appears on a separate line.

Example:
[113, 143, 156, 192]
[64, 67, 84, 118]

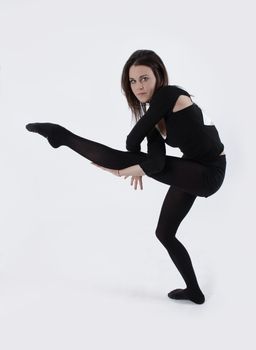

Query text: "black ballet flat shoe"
[25, 122, 68, 148]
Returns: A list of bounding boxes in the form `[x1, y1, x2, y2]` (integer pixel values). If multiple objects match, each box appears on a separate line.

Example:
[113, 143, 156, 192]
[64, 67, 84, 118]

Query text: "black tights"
[26, 123, 227, 304]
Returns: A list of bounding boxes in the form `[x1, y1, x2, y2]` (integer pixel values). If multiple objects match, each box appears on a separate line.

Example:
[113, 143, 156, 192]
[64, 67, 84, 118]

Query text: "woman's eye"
[130, 77, 148, 84]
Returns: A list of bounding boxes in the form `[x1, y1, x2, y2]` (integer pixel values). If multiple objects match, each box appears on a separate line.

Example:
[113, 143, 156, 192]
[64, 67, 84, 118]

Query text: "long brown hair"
[121, 49, 169, 137]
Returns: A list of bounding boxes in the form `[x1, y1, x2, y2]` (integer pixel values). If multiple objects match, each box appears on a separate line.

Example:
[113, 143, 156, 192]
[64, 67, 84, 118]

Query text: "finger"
[136, 176, 140, 189]
[139, 177, 143, 190]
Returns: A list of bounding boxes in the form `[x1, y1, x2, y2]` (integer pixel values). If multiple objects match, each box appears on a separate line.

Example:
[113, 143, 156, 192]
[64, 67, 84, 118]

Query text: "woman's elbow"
[156, 158, 166, 173]
[126, 140, 141, 152]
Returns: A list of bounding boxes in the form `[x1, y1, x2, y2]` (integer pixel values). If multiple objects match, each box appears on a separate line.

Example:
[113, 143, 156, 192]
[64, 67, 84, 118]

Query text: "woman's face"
[129, 65, 157, 103]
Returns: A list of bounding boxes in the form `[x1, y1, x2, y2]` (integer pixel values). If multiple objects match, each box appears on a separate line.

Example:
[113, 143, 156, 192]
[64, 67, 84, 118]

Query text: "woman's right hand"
[130, 176, 143, 190]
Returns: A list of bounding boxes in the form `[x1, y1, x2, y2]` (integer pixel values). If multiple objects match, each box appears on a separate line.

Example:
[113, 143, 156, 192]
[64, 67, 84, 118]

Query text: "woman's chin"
[139, 97, 150, 103]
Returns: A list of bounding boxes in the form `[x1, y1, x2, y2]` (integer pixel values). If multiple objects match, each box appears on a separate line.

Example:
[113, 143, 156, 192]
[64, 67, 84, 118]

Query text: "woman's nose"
[137, 84, 144, 91]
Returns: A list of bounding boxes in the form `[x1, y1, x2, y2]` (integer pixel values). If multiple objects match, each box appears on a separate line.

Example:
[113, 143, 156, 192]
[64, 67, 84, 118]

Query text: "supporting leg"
[155, 186, 205, 304]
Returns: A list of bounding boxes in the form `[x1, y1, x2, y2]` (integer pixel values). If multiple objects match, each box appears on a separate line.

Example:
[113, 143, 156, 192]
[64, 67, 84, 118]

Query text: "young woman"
[26, 49, 226, 305]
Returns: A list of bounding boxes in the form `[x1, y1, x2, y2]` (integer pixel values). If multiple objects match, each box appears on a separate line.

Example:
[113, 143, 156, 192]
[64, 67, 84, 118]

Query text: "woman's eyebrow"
[129, 74, 149, 80]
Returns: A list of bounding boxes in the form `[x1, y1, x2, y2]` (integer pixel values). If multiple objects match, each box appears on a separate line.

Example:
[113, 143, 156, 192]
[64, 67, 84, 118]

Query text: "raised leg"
[25, 122, 222, 198]
[149, 155, 211, 197]
[25, 122, 148, 169]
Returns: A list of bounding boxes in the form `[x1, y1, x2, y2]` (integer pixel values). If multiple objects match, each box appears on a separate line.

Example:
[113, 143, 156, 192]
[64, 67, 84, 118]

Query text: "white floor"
[0, 199, 254, 350]
[0, 276, 245, 350]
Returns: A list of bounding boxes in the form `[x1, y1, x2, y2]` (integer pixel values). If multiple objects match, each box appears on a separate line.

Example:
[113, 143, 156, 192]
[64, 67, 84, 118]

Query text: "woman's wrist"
[117, 165, 146, 177]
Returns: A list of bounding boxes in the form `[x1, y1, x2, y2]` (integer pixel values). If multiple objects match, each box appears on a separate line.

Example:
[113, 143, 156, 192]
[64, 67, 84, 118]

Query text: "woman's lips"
[138, 93, 146, 96]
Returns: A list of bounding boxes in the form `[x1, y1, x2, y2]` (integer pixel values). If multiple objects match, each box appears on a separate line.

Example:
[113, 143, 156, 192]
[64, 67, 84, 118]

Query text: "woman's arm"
[138, 127, 166, 175]
[90, 162, 145, 177]
[92, 127, 166, 177]
[126, 85, 190, 152]
[119, 127, 166, 177]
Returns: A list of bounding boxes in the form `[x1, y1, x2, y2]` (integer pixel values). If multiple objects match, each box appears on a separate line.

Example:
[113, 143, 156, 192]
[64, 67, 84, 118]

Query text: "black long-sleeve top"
[126, 85, 224, 176]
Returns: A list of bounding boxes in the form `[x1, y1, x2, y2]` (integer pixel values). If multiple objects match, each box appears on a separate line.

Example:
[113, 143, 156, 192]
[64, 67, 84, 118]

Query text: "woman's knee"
[155, 227, 176, 247]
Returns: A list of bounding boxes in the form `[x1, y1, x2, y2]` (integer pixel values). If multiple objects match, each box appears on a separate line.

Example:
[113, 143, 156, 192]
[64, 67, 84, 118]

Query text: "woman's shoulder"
[168, 84, 191, 95]
[151, 85, 191, 104]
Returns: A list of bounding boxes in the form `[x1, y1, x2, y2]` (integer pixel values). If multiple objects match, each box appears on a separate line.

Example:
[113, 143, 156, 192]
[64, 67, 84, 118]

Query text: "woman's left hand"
[120, 164, 146, 178]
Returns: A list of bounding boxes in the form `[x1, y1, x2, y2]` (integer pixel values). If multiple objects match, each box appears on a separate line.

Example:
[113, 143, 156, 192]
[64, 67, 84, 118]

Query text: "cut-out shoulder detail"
[172, 95, 193, 113]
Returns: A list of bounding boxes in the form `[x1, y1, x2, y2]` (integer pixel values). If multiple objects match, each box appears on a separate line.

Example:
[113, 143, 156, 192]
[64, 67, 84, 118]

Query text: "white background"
[0, 0, 255, 349]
